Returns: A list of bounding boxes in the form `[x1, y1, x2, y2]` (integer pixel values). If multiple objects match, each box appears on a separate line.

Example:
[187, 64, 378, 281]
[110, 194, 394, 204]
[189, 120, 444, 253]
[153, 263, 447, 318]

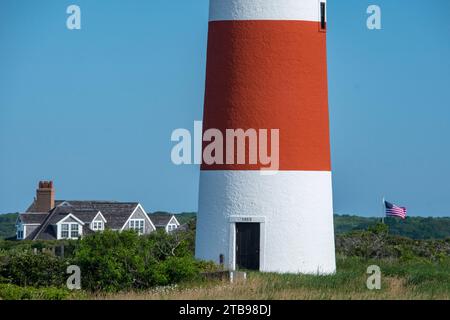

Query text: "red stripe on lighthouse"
[202, 20, 331, 171]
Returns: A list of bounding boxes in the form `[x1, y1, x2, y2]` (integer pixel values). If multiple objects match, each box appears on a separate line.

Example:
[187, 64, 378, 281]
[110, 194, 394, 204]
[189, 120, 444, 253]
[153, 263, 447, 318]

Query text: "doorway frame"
[228, 216, 266, 271]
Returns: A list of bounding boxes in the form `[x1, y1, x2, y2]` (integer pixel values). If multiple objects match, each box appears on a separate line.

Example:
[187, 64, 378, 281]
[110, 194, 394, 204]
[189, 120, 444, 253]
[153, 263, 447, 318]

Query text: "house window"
[129, 219, 145, 235]
[60, 223, 81, 239]
[168, 224, 177, 232]
[71, 224, 79, 238]
[92, 221, 104, 231]
[17, 230, 24, 240]
[61, 224, 69, 238]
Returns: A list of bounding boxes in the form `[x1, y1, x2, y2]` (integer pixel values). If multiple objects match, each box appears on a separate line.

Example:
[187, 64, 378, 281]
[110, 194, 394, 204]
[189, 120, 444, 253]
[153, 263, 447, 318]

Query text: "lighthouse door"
[235, 223, 260, 270]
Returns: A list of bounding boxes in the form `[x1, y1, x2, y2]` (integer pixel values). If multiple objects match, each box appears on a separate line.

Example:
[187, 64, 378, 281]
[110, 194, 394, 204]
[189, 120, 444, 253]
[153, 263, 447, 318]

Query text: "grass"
[1, 254, 448, 300]
[88, 256, 450, 300]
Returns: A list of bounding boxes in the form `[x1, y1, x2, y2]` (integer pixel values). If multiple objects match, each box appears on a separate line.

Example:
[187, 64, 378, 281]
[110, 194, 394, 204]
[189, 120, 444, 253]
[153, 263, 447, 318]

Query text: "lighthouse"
[195, 0, 336, 274]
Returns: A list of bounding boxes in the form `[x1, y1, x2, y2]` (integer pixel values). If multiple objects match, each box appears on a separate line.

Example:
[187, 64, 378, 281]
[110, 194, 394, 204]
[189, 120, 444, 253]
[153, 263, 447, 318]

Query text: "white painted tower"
[195, 0, 336, 274]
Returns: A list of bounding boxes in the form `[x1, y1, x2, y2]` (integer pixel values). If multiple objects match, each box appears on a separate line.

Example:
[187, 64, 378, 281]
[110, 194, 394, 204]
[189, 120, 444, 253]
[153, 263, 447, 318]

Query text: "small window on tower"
[320, 2, 326, 31]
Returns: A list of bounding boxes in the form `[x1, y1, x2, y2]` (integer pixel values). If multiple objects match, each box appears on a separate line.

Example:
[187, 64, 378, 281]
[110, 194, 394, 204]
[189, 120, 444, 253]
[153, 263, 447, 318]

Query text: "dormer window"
[129, 219, 145, 235]
[60, 222, 81, 239]
[92, 221, 104, 231]
[71, 224, 79, 238]
[167, 224, 177, 232]
[61, 224, 69, 238]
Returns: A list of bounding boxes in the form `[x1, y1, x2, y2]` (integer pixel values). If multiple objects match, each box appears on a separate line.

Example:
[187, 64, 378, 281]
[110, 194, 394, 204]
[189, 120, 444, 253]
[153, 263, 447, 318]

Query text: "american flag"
[384, 200, 407, 219]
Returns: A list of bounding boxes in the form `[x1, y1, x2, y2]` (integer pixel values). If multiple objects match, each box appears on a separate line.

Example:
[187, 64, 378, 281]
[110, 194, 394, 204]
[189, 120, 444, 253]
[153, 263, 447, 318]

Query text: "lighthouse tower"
[196, 0, 336, 274]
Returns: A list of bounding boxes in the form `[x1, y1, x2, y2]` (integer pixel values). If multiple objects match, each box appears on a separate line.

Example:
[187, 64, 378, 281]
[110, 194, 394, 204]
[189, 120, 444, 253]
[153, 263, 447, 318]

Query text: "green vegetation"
[91, 255, 450, 300]
[0, 225, 217, 297]
[0, 216, 449, 300]
[73, 229, 212, 292]
[0, 213, 18, 239]
[334, 215, 450, 239]
[0, 283, 83, 300]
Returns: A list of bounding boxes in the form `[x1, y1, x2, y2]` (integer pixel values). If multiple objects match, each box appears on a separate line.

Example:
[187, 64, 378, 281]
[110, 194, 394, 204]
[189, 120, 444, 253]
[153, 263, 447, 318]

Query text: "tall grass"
[91, 256, 450, 300]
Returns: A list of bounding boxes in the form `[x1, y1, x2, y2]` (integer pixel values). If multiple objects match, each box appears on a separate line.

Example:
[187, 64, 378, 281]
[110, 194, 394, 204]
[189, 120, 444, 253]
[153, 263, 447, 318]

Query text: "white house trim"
[168, 216, 180, 226]
[92, 211, 107, 223]
[166, 216, 180, 232]
[120, 203, 155, 231]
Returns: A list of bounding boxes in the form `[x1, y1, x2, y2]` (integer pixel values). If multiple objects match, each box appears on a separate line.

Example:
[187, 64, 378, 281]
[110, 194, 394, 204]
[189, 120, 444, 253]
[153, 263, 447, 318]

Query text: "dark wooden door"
[236, 223, 260, 270]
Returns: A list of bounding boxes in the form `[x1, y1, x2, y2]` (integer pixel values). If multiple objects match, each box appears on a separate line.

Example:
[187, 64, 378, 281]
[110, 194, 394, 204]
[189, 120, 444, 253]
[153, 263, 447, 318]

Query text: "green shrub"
[0, 283, 71, 300]
[0, 250, 67, 287]
[336, 228, 450, 260]
[162, 256, 199, 283]
[72, 229, 206, 292]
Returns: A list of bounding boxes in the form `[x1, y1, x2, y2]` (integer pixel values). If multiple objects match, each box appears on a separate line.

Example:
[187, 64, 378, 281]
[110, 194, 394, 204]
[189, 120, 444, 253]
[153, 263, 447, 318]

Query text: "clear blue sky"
[0, 0, 449, 216]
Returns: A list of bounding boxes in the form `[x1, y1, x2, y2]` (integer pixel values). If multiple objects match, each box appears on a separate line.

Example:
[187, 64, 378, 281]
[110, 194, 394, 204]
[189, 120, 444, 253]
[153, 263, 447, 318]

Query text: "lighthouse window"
[320, 2, 326, 31]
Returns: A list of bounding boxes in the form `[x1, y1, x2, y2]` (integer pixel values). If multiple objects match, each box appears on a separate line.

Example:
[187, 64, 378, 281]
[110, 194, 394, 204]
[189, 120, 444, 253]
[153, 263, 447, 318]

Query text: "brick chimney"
[35, 181, 55, 212]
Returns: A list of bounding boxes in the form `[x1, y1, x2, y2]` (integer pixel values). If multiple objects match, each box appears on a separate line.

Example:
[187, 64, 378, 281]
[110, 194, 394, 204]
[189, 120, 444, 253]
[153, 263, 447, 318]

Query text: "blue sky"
[0, 0, 449, 216]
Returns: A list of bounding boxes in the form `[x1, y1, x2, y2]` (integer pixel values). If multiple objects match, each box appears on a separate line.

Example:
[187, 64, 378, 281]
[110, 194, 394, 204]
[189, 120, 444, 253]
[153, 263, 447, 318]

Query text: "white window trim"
[58, 222, 82, 240]
[90, 211, 106, 231]
[17, 225, 24, 240]
[16, 219, 24, 240]
[129, 219, 145, 235]
[56, 214, 84, 240]
[166, 223, 178, 232]
[91, 220, 104, 231]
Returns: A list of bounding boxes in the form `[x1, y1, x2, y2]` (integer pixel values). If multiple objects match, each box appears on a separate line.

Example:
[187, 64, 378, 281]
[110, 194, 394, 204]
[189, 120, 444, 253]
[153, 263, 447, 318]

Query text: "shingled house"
[15, 181, 178, 240]
[149, 213, 180, 233]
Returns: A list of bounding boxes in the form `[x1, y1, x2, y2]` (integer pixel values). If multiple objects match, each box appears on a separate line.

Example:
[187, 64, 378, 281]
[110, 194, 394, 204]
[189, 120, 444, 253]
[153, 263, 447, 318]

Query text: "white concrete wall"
[209, 0, 326, 22]
[195, 170, 336, 274]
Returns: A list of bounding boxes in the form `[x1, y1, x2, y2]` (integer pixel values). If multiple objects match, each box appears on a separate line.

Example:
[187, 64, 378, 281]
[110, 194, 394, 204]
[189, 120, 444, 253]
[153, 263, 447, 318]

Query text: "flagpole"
[381, 196, 385, 224]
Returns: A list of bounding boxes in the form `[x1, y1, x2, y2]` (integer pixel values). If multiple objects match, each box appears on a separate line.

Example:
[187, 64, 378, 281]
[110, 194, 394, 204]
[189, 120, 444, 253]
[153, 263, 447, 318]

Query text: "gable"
[60, 216, 78, 223]
[92, 211, 106, 223]
[168, 216, 180, 226]
[121, 204, 155, 232]
[56, 213, 85, 226]
[129, 206, 146, 220]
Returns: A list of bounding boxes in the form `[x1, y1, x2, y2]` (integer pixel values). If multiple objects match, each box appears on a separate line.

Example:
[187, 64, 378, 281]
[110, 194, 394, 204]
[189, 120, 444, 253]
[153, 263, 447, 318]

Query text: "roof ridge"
[31, 207, 58, 240]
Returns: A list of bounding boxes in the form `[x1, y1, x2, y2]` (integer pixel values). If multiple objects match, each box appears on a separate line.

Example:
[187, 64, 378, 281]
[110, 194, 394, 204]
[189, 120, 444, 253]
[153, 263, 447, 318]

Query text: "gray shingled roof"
[148, 213, 176, 227]
[19, 213, 48, 224]
[71, 210, 101, 223]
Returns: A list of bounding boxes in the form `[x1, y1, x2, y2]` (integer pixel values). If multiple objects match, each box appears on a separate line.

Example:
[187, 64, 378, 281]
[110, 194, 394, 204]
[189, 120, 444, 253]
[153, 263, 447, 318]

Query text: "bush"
[162, 256, 199, 283]
[0, 283, 74, 300]
[0, 250, 67, 287]
[336, 226, 450, 261]
[0, 228, 217, 293]
[72, 229, 210, 292]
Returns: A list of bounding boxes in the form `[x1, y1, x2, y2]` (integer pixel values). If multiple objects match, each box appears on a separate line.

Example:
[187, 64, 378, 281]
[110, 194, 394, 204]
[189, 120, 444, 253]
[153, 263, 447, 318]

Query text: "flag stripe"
[385, 200, 407, 219]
